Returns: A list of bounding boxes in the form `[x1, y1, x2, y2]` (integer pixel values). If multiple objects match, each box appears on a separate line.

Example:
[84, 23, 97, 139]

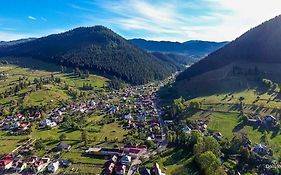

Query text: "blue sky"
[0, 0, 281, 41]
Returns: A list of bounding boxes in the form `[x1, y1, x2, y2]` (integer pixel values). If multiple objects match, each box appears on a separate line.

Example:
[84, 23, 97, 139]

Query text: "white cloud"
[27, 16, 36, 20]
[99, 0, 281, 42]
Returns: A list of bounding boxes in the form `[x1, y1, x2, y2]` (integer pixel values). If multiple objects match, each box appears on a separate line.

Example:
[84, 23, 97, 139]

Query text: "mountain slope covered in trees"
[177, 15, 281, 82]
[171, 15, 281, 97]
[0, 26, 177, 84]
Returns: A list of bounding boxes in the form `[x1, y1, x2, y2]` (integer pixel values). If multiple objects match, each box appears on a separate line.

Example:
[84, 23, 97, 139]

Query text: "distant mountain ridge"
[0, 26, 177, 85]
[0, 38, 36, 46]
[129, 38, 228, 57]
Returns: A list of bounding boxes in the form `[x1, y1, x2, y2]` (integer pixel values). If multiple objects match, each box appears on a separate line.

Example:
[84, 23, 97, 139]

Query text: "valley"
[0, 58, 173, 174]
[1, 3, 281, 175]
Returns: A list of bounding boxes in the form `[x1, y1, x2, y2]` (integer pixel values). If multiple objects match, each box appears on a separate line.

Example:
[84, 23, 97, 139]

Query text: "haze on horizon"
[1, 0, 281, 42]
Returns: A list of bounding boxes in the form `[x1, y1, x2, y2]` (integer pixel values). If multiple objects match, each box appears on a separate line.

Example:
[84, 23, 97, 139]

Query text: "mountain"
[151, 52, 195, 70]
[129, 38, 228, 58]
[0, 26, 177, 85]
[173, 15, 281, 97]
[0, 38, 36, 46]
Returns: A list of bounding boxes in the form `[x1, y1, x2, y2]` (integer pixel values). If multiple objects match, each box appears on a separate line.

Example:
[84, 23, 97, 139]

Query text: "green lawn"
[94, 122, 128, 142]
[188, 89, 281, 113]
[207, 111, 281, 158]
[58, 163, 103, 174]
[0, 139, 21, 154]
[23, 86, 69, 107]
[144, 147, 199, 175]
[208, 112, 239, 139]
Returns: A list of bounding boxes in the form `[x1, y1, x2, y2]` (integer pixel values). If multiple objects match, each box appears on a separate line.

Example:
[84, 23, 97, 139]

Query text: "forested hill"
[0, 26, 177, 85]
[177, 15, 281, 81]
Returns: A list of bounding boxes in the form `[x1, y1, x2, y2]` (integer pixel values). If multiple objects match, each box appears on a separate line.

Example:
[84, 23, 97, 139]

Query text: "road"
[127, 158, 141, 175]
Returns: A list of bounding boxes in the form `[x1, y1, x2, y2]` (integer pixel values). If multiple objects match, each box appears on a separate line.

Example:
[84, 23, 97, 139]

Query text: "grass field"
[0, 139, 21, 154]
[188, 89, 281, 116]
[144, 147, 199, 175]
[204, 112, 281, 158]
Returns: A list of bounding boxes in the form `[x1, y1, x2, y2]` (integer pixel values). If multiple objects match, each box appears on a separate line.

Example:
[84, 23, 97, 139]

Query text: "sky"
[0, 0, 281, 42]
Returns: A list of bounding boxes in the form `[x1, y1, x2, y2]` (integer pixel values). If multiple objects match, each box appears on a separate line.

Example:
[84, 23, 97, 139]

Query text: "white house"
[32, 157, 50, 173]
[123, 113, 132, 120]
[183, 126, 192, 134]
[47, 161, 59, 173]
[253, 144, 269, 155]
[41, 119, 57, 128]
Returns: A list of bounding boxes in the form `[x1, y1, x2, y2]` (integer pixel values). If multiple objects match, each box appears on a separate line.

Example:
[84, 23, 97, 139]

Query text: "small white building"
[183, 126, 192, 134]
[47, 161, 59, 173]
[123, 113, 132, 120]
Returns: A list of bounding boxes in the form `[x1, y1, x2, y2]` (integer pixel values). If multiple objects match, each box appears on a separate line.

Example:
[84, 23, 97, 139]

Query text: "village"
[0, 74, 178, 175]
[167, 111, 279, 167]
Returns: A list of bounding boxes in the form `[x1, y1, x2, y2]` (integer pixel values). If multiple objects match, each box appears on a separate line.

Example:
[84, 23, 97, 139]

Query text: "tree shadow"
[233, 122, 246, 132]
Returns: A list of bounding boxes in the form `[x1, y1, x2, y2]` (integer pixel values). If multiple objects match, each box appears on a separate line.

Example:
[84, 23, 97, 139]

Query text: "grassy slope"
[0, 60, 108, 109]
[185, 110, 281, 158]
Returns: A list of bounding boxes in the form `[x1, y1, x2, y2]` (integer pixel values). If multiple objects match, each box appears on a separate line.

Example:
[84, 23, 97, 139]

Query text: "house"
[41, 119, 57, 128]
[265, 115, 276, 122]
[115, 164, 126, 175]
[150, 163, 166, 175]
[34, 112, 41, 118]
[47, 161, 59, 173]
[26, 156, 38, 164]
[11, 122, 20, 129]
[59, 159, 72, 167]
[253, 144, 269, 155]
[16, 113, 23, 120]
[183, 126, 192, 134]
[56, 142, 71, 151]
[14, 161, 27, 173]
[111, 155, 118, 163]
[121, 155, 131, 166]
[19, 123, 28, 131]
[247, 118, 259, 125]
[106, 162, 115, 174]
[84, 148, 122, 156]
[163, 120, 173, 125]
[124, 148, 144, 158]
[214, 132, 223, 140]
[265, 115, 277, 125]
[139, 167, 151, 175]
[0, 154, 13, 170]
[123, 113, 132, 120]
[31, 157, 50, 173]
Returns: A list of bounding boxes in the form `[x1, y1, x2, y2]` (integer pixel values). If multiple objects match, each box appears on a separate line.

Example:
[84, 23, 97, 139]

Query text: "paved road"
[127, 158, 141, 175]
